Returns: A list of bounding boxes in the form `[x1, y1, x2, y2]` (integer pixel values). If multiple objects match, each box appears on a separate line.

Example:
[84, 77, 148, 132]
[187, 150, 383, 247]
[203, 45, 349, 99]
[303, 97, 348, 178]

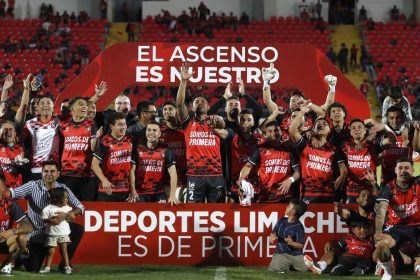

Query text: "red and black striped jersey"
[161, 126, 187, 186]
[58, 118, 97, 177]
[131, 144, 175, 195]
[0, 143, 24, 189]
[377, 177, 420, 226]
[183, 117, 222, 176]
[93, 135, 133, 193]
[342, 140, 382, 198]
[249, 142, 299, 202]
[381, 133, 412, 185]
[338, 233, 374, 259]
[297, 137, 345, 198]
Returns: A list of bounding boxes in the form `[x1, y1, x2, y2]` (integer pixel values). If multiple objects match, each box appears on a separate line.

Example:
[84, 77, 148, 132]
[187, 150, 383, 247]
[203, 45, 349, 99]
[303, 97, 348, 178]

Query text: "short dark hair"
[163, 100, 176, 108]
[396, 156, 413, 166]
[42, 160, 60, 170]
[109, 112, 126, 125]
[239, 108, 253, 116]
[348, 216, 370, 228]
[389, 86, 403, 99]
[290, 89, 305, 99]
[69, 96, 88, 108]
[314, 117, 329, 126]
[226, 96, 240, 102]
[386, 105, 404, 116]
[137, 101, 154, 115]
[328, 102, 347, 118]
[349, 118, 366, 127]
[0, 173, 5, 184]
[145, 119, 160, 130]
[264, 121, 278, 129]
[192, 93, 209, 103]
[37, 94, 55, 104]
[48, 188, 67, 206]
[290, 199, 308, 218]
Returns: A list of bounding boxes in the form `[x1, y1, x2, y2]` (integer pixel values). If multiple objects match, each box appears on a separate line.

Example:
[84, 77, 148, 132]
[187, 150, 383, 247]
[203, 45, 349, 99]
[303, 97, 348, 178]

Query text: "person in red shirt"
[289, 103, 348, 203]
[0, 121, 27, 189]
[129, 120, 178, 205]
[374, 157, 420, 279]
[225, 109, 260, 202]
[58, 96, 99, 201]
[160, 100, 187, 198]
[92, 112, 132, 202]
[238, 121, 299, 203]
[304, 217, 374, 276]
[176, 64, 228, 203]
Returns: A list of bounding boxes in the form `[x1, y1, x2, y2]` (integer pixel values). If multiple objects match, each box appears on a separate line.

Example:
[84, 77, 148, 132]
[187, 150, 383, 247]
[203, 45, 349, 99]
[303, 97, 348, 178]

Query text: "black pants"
[25, 223, 84, 272]
[330, 255, 372, 276]
[59, 176, 98, 201]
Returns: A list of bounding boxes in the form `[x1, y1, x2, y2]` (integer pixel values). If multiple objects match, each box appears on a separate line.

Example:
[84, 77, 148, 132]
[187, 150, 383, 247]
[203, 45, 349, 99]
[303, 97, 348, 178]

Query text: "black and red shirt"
[0, 197, 26, 232]
[338, 233, 374, 260]
[0, 143, 24, 189]
[249, 142, 299, 202]
[58, 117, 97, 177]
[342, 139, 383, 198]
[131, 144, 175, 195]
[160, 126, 187, 186]
[381, 133, 412, 185]
[377, 176, 420, 226]
[93, 135, 133, 193]
[297, 137, 345, 198]
[229, 131, 260, 193]
[182, 117, 222, 176]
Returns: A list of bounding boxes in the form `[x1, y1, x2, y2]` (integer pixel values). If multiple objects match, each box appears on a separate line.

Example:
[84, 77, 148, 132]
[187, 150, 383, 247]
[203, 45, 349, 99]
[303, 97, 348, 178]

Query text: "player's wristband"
[289, 177, 295, 183]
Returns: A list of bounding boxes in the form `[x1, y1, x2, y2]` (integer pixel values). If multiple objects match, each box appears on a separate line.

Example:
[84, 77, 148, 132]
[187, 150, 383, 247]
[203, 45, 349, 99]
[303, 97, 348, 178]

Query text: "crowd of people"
[0, 62, 416, 277]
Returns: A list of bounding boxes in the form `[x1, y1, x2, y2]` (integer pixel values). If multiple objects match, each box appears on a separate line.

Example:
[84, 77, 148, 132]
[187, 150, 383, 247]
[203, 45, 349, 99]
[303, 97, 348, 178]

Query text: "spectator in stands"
[198, 2, 209, 20]
[129, 120, 179, 205]
[358, 6, 367, 22]
[0, 173, 33, 276]
[300, 9, 309, 22]
[326, 47, 337, 64]
[121, 1, 128, 21]
[0, 0, 5, 18]
[350, 44, 358, 70]
[126, 22, 135, 42]
[268, 199, 308, 273]
[304, 217, 374, 276]
[381, 86, 412, 125]
[360, 79, 369, 96]
[176, 64, 227, 203]
[92, 112, 131, 202]
[367, 18, 375, 30]
[374, 157, 419, 280]
[6, 0, 14, 18]
[390, 5, 400, 21]
[289, 102, 347, 203]
[315, 0, 322, 18]
[406, 14, 417, 29]
[363, 50, 375, 77]
[100, 0, 107, 20]
[239, 12, 249, 26]
[7, 160, 84, 273]
[58, 96, 99, 201]
[338, 43, 349, 73]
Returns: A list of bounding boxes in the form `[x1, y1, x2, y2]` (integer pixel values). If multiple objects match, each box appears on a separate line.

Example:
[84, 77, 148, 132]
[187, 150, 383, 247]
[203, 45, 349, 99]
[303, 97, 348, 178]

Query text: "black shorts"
[58, 176, 98, 201]
[0, 242, 9, 254]
[96, 192, 129, 202]
[330, 255, 373, 276]
[383, 225, 419, 246]
[138, 192, 167, 203]
[186, 176, 226, 203]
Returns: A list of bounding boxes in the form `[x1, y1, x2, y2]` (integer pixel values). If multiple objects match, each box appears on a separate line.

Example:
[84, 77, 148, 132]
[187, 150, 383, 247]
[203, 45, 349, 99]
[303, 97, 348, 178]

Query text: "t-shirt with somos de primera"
[40, 204, 72, 236]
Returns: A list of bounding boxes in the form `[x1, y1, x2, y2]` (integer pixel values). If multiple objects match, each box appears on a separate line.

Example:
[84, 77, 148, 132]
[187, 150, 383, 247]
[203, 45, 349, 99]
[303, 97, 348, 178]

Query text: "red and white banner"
[56, 43, 370, 120]
[69, 203, 350, 266]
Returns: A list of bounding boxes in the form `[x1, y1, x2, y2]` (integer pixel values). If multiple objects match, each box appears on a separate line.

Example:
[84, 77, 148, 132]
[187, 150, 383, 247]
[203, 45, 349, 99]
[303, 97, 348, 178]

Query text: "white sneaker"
[303, 255, 322, 274]
[39, 266, 51, 274]
[64, 266, 72, 275]
[1, 263, 13, 276]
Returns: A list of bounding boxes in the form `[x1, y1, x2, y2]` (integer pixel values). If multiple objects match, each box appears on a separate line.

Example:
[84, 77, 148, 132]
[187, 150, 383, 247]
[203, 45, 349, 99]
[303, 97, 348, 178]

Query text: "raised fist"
[324, 75, 337, 92]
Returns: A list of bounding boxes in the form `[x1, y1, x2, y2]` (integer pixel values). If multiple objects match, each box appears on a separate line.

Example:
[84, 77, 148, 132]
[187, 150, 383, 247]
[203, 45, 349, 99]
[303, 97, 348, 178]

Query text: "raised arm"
[15, 74, 32, 126]
[208, 82, 231, 115]
[262, 63, 278, 113]
[321, 75, 337, 110]
[89, 81, 108, 103]
[176, 64, 194, 122]
[413, 121, 420, 151]
[1, 74, 13, 102]
[289, 105, 309, 143]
